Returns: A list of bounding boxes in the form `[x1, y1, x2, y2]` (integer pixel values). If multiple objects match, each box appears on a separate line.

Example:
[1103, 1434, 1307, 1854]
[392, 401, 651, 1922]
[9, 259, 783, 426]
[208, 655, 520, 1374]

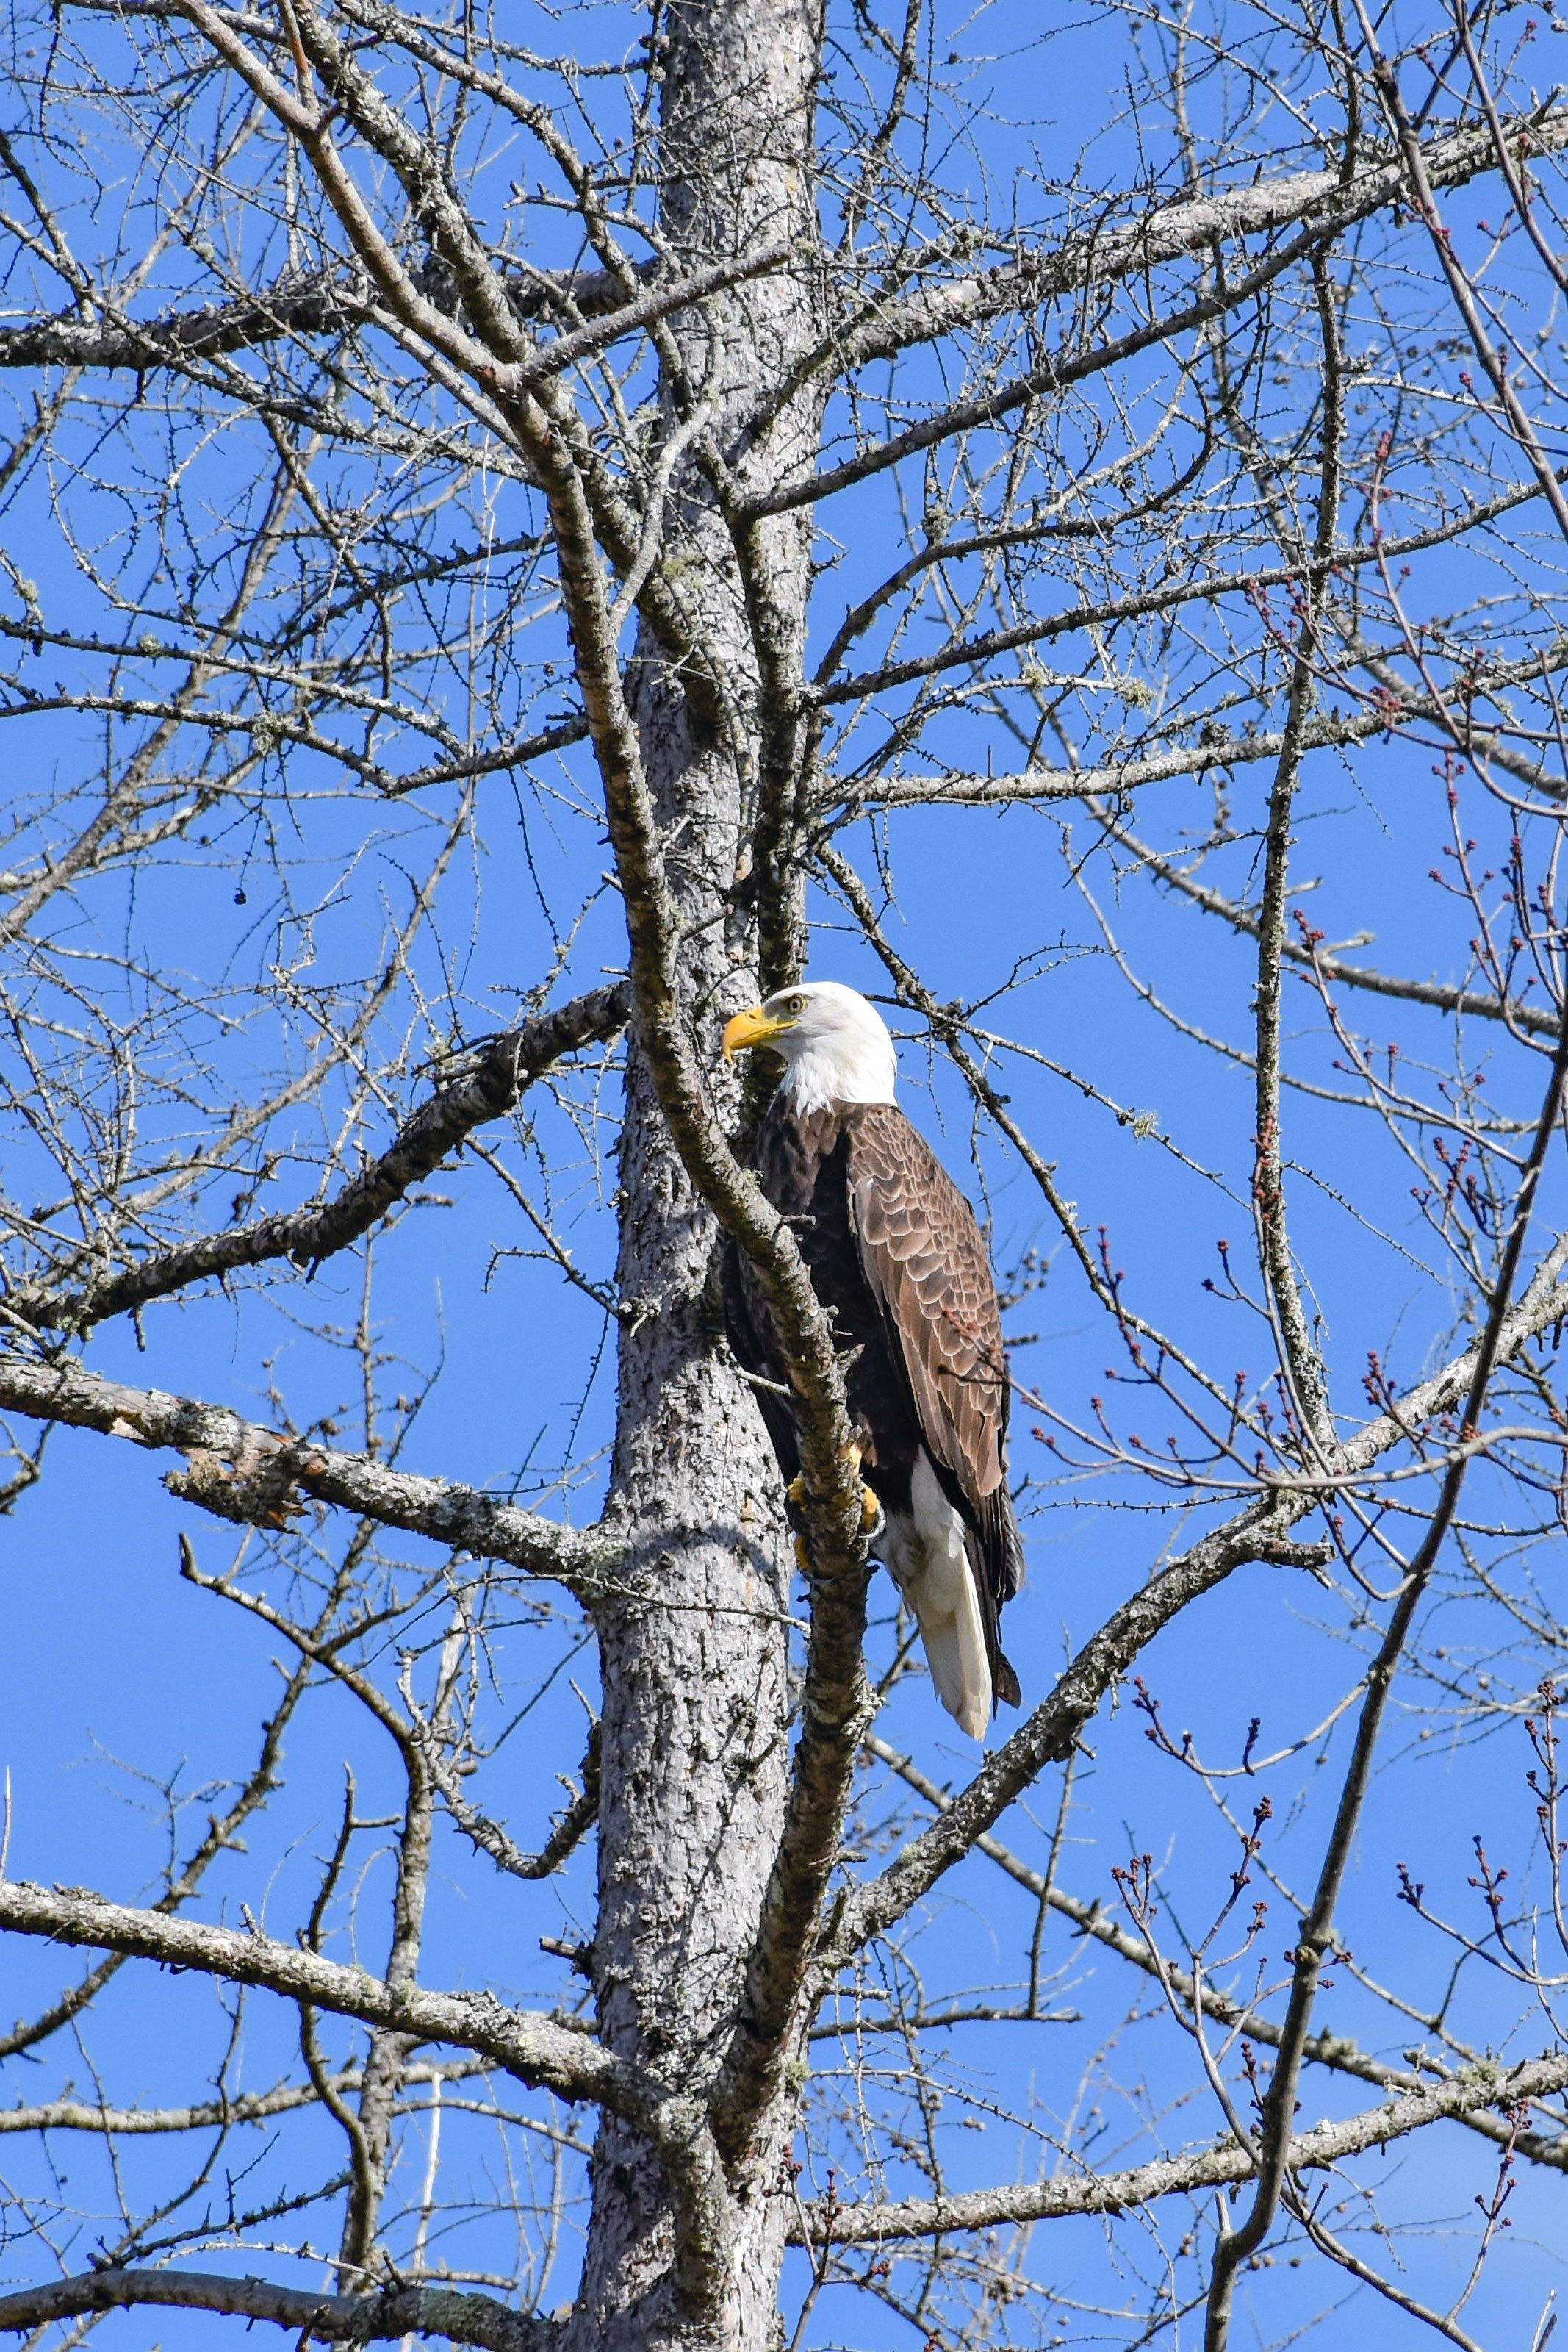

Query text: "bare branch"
[822, 104, 1568, 376]
[864, 1735, 1568, 2174]
[403, 1677, 602, 1882]
[789, 2046, 1568, 2242]
[749, 106, 1568, 519]
[834, 1230, 1568, 1962]
[831, 1505, 1333, 1965]
[1206, 989, 1568, 2344]
[1083, 801, 1561, 1036]
[0, 1882, 727, 2238]
[809, 474, 1568, 713]
[1248, 251, 1344, 1453]
[0, 254, 678, 377]
[0, 2057, 489, 2136]
[0, 2265, 556, 2349]
[0, 273, 375, 373]
[10, 981, 630, 1333]
[0, 1355, 616, 1593]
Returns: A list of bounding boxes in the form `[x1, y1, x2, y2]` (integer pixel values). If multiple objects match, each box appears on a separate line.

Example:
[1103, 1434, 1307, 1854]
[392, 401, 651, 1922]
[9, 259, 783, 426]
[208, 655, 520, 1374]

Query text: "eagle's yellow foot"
[788, 1447, 882, 1540]
[838, 1440, 884, 1536]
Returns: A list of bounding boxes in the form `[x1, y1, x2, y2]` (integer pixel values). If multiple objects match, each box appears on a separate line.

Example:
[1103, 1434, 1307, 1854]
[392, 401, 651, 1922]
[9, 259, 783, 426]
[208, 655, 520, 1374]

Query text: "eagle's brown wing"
[844, 1105, 1024, 1683]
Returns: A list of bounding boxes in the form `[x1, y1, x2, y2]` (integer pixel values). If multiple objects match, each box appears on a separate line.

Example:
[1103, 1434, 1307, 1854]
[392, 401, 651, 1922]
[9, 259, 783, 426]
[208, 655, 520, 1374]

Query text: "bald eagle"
[722, 980, 1023, 1740]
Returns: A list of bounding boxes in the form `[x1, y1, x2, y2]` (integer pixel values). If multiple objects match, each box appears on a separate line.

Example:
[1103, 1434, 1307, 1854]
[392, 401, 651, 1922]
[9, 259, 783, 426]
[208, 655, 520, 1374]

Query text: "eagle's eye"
[783, 993, 808, 1017]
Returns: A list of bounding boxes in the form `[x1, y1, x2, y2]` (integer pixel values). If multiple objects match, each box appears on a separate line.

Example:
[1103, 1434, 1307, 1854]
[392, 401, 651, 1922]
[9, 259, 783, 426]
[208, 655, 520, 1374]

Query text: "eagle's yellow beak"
[722, 1004, 791, 1059]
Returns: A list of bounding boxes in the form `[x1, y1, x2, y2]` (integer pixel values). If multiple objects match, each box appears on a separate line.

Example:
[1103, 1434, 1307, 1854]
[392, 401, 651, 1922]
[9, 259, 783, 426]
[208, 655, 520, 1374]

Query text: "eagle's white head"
[722, 980, 898, 1115]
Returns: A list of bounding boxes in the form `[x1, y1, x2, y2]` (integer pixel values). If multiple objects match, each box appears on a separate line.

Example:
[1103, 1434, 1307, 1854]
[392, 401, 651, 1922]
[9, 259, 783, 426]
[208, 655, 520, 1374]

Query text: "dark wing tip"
[994, 1652, 1022, 1711]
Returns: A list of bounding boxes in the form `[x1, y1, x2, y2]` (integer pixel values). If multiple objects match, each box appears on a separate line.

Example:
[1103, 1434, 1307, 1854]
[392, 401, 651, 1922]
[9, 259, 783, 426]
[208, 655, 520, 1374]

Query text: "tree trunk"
[571, 6, 822, 2345]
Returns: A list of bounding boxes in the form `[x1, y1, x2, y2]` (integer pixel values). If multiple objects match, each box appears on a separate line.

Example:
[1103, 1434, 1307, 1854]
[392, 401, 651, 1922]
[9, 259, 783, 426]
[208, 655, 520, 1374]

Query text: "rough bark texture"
[572, 8, 823, 2346]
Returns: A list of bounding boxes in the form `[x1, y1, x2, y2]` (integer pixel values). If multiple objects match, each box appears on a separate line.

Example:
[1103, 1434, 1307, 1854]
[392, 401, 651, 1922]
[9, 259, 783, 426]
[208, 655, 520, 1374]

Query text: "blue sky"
[5, 0, 1568, 2342]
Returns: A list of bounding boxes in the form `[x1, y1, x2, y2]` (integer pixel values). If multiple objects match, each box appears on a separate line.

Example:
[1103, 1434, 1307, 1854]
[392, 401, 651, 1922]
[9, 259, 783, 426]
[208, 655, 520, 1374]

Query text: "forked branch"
[823, 103, 1568, 375]
[1204, 989, 1568, 2345]
[10, 982, 630, 1333]
[832, 1225, 1568, 1965]
[0, 1879, 732, 2320]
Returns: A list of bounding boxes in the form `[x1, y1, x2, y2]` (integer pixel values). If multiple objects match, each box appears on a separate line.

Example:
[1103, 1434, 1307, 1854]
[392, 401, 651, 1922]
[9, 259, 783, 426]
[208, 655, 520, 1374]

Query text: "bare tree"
[5, 1, 1568, 2346]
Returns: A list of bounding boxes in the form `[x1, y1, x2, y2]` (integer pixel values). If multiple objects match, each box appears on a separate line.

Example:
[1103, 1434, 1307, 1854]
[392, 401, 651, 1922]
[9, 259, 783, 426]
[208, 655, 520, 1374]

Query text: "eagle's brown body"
[726, 1092, 1023, 1724]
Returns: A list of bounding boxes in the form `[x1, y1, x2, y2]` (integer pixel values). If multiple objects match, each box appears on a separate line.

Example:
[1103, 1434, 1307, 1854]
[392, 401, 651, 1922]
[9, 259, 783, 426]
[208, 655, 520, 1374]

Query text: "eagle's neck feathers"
[776, 1037, 896, 1118]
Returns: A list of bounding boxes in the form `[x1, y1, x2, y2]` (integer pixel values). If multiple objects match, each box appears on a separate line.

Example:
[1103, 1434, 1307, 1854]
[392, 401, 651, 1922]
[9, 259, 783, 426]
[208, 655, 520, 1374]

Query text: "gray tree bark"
[578, 7, 822, 2343]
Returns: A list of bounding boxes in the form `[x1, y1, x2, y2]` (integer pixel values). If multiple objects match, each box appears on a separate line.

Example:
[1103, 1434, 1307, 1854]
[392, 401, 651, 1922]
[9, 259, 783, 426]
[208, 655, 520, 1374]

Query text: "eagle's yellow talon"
[790, 1445, 863, 1509]
[791, 1446, 878, 1556]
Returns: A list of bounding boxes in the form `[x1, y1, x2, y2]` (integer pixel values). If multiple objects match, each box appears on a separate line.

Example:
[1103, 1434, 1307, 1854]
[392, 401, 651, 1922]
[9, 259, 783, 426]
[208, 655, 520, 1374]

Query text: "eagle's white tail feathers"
[882, 1452, 993, 1740]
